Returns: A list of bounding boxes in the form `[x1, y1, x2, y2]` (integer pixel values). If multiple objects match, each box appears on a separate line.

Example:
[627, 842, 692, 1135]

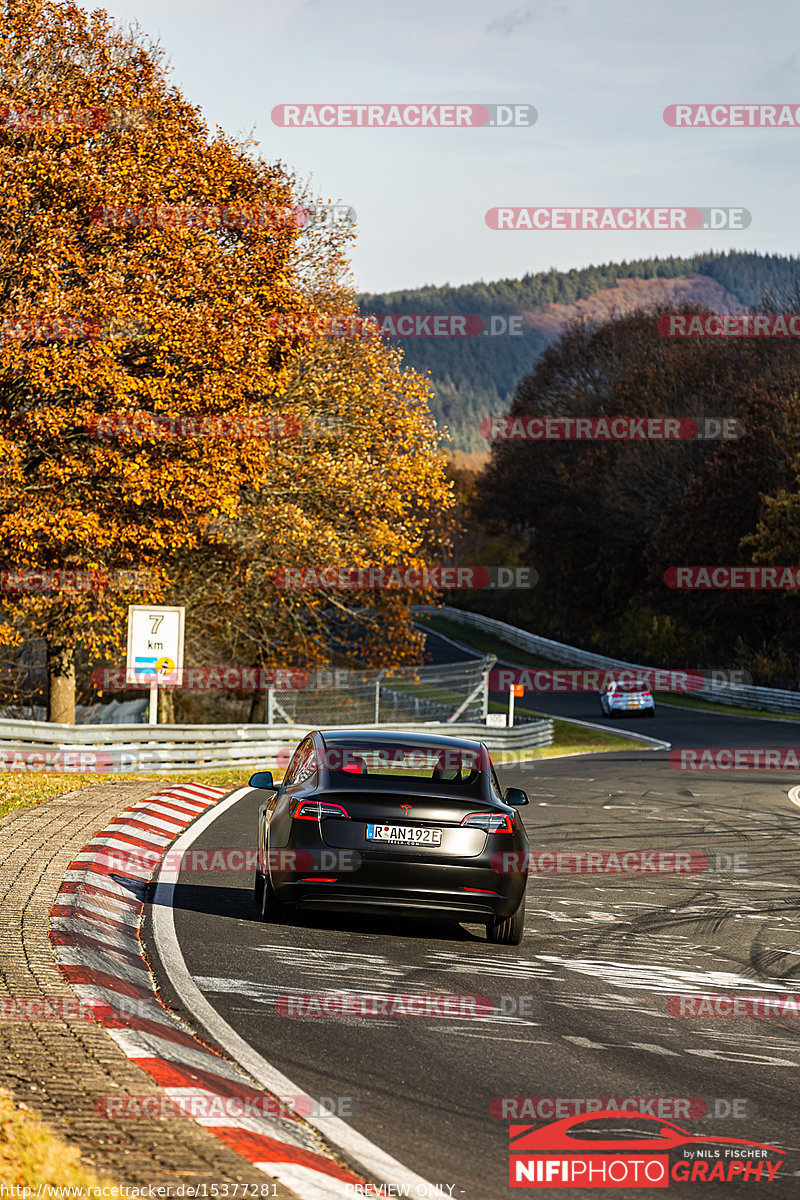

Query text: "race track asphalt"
[144, 630, 800, 1198]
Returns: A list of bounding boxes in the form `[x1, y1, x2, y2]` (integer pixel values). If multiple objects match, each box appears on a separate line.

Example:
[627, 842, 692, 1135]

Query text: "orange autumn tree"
[0, 2, 454, 721]
[178, 327, 455, 705]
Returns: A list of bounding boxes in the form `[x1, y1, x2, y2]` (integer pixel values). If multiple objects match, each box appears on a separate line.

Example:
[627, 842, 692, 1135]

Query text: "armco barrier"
[424, 606, 800, 717]
[0, 718, 553, 773]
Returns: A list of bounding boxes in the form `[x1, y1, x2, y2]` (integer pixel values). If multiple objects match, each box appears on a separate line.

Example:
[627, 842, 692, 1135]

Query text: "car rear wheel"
[260, 873, 291, 924]
[487, 893, 526, 945]
[254, 868, 264, 902]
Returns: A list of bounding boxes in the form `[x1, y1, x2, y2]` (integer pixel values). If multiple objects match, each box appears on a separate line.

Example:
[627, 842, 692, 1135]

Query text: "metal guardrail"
[427, 606, 800, 717]
[0, 717, 554, 773]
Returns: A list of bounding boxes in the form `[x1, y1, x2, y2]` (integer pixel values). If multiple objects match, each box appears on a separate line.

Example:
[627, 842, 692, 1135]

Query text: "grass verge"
[491, 716, 641, 765]
[0, 1086, 127, 1193]
[654, 692, 800, 722]
[0, 767, 271, 826]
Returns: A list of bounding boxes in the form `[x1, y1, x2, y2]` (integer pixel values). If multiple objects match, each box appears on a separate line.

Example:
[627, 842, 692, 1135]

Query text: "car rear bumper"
[273, 857, 526, 920]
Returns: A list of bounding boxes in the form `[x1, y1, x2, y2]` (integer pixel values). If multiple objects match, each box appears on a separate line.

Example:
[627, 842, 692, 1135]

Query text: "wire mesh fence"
[268, 657, 496, 726]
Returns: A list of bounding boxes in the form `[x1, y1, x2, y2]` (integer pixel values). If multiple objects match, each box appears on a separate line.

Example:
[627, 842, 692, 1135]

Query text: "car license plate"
[366, 824, 442, 846]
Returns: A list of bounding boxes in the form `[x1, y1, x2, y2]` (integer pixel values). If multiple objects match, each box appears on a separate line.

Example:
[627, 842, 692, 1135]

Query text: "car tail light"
[460, 812, 514, 833]
[293, 800, 350, 821]
[299, 877, 337, 882]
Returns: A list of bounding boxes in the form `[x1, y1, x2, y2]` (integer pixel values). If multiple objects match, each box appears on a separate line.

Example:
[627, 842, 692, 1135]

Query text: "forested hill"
[359, 251, 800, 454]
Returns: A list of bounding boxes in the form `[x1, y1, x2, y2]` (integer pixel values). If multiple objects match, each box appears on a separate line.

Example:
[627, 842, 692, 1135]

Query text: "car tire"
[254, 868, 264, 902]
[487, 893, 526, 946]
[261, 873, 290, 924]
[646, 709, 656, 718]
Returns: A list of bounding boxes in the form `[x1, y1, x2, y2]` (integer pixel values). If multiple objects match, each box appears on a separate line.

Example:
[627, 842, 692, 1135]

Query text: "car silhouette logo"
[510, 1110, 783, 1154]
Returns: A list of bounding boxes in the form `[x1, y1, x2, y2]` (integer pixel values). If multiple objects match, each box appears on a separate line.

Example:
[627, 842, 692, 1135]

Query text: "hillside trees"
[470, 305, 800, 673]
[360, 251, 800, 453]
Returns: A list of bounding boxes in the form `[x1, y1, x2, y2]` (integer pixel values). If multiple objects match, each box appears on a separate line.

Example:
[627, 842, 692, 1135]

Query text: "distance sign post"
[126, 605, 185, 724]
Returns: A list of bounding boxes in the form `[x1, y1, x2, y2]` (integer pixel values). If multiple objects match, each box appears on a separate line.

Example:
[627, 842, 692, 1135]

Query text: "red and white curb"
[49, 783, 365, 1200]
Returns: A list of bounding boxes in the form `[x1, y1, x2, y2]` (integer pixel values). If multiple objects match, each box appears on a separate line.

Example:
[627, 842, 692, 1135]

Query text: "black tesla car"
[250, 728, 530, 944]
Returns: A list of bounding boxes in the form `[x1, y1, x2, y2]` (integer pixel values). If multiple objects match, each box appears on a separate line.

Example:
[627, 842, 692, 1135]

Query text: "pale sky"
[95, 0, 799, 292]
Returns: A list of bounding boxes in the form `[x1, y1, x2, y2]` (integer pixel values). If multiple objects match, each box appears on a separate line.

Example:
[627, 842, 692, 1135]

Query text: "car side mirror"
[249, 770, 275, 790]
[503, 786, 529, 806]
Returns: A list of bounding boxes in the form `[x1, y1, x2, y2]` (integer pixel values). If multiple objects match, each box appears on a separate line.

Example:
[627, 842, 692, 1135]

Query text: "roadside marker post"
[126, 606, 185, 725]
[509, 683, 524, 728]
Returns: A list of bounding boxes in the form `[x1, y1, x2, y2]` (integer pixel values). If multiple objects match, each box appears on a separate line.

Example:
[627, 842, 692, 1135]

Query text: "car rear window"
[320, 743, 486, 793]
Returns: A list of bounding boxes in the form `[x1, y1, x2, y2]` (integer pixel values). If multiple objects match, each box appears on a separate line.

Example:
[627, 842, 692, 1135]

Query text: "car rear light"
[460, 812, 514, 833]
[293, 800, 350, 821]
[298, 877, 337, 882]
[464, 887, 501, 894]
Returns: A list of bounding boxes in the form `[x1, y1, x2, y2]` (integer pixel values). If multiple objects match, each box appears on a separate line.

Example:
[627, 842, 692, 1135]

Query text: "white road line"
[535, 712, 671, 750]
[152, 786, 437, 1193]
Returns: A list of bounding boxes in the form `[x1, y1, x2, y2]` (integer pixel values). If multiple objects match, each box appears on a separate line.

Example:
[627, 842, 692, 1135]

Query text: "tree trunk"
[157, 687, 175, 724]
[47, 642, 75, 724]
[247, 687, 266, 723]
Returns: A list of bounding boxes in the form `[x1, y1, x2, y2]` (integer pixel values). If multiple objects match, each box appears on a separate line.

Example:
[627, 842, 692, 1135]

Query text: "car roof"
[315, 728, 485, 753]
